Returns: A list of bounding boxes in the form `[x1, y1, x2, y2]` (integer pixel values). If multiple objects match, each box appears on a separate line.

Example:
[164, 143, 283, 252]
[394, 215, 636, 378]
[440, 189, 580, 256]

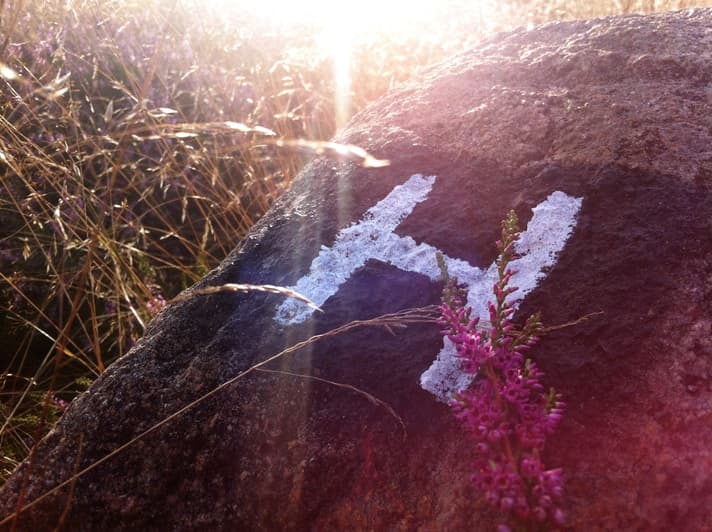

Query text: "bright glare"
[198, 0, 500, 128]
[213, 0, 472, 31]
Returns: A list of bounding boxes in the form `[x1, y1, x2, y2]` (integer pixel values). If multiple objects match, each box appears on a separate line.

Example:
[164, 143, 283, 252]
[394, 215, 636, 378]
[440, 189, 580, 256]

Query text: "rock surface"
[3, 8, 712, 531]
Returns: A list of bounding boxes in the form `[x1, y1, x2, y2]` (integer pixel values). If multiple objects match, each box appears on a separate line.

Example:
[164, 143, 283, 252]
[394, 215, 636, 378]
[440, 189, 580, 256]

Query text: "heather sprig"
[439, 211, 565, 531]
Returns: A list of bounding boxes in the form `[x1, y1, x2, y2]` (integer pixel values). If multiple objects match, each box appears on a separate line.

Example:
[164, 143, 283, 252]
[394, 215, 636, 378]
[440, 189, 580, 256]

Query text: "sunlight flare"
[198, 0, 500, 127]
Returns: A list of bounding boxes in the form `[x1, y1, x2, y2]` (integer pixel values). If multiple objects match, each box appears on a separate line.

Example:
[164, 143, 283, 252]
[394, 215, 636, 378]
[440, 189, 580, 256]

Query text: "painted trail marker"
[275, 174, 582, 400]
[274, 175, 467, 324]
[421, 189, 582, 401]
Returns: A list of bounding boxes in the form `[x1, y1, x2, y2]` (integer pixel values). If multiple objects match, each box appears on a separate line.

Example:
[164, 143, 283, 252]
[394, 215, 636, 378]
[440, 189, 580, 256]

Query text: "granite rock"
[2, 8, 712, 531]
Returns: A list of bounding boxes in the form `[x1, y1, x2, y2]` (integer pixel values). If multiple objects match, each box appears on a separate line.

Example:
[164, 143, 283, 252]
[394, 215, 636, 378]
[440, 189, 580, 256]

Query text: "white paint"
[273, 173, 582, 402]
[275, 174, 478, 323]
[420, 190, 582, 401]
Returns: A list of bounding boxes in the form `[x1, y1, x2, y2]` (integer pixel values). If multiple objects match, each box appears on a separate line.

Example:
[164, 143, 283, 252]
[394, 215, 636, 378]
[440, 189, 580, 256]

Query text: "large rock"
[2, 8, 712, 531]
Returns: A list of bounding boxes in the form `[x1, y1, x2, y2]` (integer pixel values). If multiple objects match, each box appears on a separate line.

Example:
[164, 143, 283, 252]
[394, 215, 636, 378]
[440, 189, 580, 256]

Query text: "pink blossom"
[438, 211, 566, 530]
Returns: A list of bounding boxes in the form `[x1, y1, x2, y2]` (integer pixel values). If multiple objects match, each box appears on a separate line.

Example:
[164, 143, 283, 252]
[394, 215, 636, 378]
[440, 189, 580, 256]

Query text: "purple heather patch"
[439, 211, 566, 530]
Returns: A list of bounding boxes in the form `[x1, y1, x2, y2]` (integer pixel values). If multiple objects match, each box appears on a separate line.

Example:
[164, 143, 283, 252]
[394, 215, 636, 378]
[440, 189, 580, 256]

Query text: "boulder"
[2, 8, 712, 531]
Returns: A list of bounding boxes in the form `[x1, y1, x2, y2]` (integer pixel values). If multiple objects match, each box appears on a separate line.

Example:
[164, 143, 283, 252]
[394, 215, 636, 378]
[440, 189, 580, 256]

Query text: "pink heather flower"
[146, 283, 167, 317]
[438, 211, 566, 530]
[146, 294, 166, 317]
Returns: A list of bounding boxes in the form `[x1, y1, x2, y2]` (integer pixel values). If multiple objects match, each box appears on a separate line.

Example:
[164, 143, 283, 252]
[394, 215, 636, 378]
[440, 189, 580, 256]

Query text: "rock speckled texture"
[2, 8, 712, 531]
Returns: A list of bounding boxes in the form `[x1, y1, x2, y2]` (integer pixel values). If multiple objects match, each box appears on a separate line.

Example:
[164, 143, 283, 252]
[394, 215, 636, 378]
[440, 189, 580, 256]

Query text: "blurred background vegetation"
[0, 0, 706, 482]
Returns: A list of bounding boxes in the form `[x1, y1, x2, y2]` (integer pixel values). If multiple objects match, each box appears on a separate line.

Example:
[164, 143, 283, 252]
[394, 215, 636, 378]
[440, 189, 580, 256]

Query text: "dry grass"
[0, 0, 708, 484]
